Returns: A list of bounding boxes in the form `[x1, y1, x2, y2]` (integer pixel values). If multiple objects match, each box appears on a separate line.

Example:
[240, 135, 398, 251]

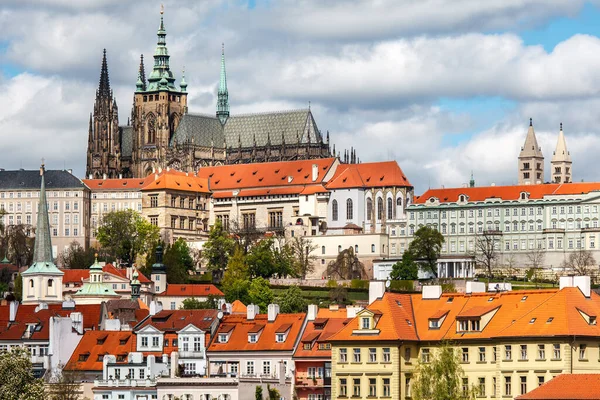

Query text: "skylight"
[447, 297, 454, 303]
[529, 318, 536, 324]
[521, 296, 528, 302]
[546, 317, 554, 323]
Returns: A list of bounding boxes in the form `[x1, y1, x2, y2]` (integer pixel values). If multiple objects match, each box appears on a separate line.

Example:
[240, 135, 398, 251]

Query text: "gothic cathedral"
[86, 9, 332, 179]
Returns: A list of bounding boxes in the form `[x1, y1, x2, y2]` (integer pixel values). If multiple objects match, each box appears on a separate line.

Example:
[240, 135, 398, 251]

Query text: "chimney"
[369, 281, 386, 305]
[465, 281, 486, 294]
[88, 174, 93, 179]
[247, 304, 259, 321]
[574, 276, 591, 298]
[422, 285, 443, 299]
[312, 164, 318, 182]
[119, 173, 123, 179]
[9, 301, 18, 322]
[70, 312, 84, 334]
[103, 173, 107, 180]
[268, 304, 280, 322]
[150, 301, 163, 316]
[307, 304, 318, 321]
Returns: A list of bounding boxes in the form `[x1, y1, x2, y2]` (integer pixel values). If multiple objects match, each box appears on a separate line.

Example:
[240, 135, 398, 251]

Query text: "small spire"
[217, 43, 230, 125]
[560, 122, 563, 131]
[98, 49, 111, 97]
[469, 171, 475, 188]
[180, 66, 187, 92]
[529, 117, 533, 127]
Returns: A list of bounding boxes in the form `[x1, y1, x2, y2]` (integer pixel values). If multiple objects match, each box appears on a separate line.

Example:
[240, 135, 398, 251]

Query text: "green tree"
[267, 385, 280, 400]
[163, 238, 193, 284]
[247, 239, 277, 278]
[181, 295, 219, 310]
[202, 219, 235, 282]
[408, 226, 444, 277]
[0, 346, 45, 400]
[13, 273, 22, 301]
[390, 251, 418, 280]
[255, 386, 263, 400]
[221, 247, 250, 303]
[58, 241, 97, 269]
[412, 343, 474, 400]
[277, 285, 307, 313]
[247, 277, 274, 311]
[96, 209, 159, 264]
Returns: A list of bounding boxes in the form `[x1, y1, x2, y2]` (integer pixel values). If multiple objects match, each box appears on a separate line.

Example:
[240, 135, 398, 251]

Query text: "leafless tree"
[326, 246, 367, 280]
[471, 232, 500, 277]
[526, 245, 546, 274]
[45, 366, 85, 400]
[562, 249, 597, 276]
[1, 224, 35, 267]
[289, 236, 318, 279]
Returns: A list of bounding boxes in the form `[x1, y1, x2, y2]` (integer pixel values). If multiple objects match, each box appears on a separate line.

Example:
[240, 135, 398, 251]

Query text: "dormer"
[352, 309, 382, 334]
[456, 305, 500, 333]
[519, 191, 530, 201]
[577, 308, 597, 326]
[248, 324, 265, 343]
[457, 194, 469, 204]
[275, 323, 292, 343]
[301, 332, 321, 350]
[428, 310, 449, 330]
[313, 318, 329, 330]
[217, 325, 234, 343]
[426, 197, 439, 206]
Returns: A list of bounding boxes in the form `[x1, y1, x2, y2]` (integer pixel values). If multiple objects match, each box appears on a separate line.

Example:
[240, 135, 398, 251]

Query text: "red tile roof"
[197, 158, 337, 193]
[208, 312, 306, 352]
[83, 177, 152, 190]
[294, 308, 349, 359]
[415, 182, 600, 204]
[141, 169, 210, 193]
[158, 284, 224, 297]
[326, 161, 412, 189]
[64, 330, 136, 372]
[136, 309, 219, 333]
[61, 264, 151, 284]
[516, 374, 600, 399]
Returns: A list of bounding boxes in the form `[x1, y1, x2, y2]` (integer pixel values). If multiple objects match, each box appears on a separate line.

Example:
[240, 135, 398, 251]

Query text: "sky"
[2, 0, 600, 194]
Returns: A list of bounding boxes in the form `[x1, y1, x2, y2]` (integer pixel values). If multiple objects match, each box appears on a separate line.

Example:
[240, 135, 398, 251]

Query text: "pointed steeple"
[469, 171, 475, 188]
[180, 66, 187, 93]
[22, 163, 63, 278]
[136, 54, 147, 92]
[147, 6, 176, 91]
[551, 122, 572, 183]
[518, 118, 544, 185]
[217, 43, 230, 125]
[98, 49, 111, 97]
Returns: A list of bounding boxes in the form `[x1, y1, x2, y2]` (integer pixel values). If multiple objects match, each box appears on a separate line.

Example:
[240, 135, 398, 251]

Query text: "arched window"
[346, 199, 353, 220]
[396, 197, 403, 217]
[338, 245, 342, 253]
[321, 246, 325, 255]
[47, 279, 54, 296]
[366, 198, 373, 221]
[387, 198, 393, 220]
[371, 244, 375, 253]
[354, 245, 358, 253]
[406, 195, 411, 206]
[147, 114, 156, 144]
[332, 200, 338, 221]
[377, 198, 384, 220]
[48, 279, 53, 287]
[29, 279, 34, 296]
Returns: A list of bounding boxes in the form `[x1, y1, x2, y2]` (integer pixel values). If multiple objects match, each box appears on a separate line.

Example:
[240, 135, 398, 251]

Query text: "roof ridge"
[231, 108, 309, 118]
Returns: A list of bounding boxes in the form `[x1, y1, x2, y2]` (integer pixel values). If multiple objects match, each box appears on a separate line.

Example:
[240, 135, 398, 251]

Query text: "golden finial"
[160, 4, 164, 14]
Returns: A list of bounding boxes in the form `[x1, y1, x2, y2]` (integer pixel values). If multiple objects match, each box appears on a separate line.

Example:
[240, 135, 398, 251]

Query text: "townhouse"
[154, 283, 224, 310]
[329, 276, 600, 400]
[206, 304, 306, 399]
[293, 305, 349, 400]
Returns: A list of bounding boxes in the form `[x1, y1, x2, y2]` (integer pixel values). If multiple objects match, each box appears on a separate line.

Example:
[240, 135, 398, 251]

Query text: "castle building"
[551, 123, 572, 183]
[86, 9, 331, 179]
[518, 119, 544, 185]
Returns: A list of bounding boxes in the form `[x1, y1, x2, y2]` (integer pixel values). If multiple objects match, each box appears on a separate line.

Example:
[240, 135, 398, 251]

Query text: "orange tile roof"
[141, 169, 210, 193]
[326, 161, 412, 189]
[294, 308, 349, 359]
[136, 309, 219, 333]
[415, 182, 600, 204]
[158, 284, 224, 297]
[61, 264, 151, 284]
[231, 300, 247, 314]
[208, 312, 306, 352]
[64, 330, 136, 372]
[516, 374, 600, 399]
[328, 293, 418, 342]
[83, 177, 152, 190]
[197, 158, 337, 193]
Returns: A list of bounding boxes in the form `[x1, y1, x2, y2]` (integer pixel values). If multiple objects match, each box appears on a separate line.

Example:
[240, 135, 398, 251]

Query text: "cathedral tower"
[551, 122, 572, 183]
[131, 7, 188, 177]
[518, 118, 544, 185]
[86, 49, 121, 178]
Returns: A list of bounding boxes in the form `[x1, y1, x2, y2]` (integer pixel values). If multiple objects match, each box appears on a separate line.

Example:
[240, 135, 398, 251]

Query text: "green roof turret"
[180, 66, 187, 93]
[147, 5, 177, 92]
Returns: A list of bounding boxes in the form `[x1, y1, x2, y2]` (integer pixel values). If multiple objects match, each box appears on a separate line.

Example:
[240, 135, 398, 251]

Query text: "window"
[276, 333, 285, 343]
[538, 376, 544, 387]
[353, 348, 361, 362]
[383, 378, 390, 397]
[248, 334, 257, 343]
[346, 199, 353, 220]
[406, 376, 412, 397]
[150, 216, 158, 226]
[369, 378, 377, 397]
[141, 337, 148, 347]
[505, 376, 512, 396]
[553, 344, 561, 359]
[242, 213, 256, 229]
[361, 318, 370, 329]
[478, 347, 486, 362]
[262, 360, 271, 376]
[152, 337, 159, 347]
[493, 377, 497, 396]
[332, 200, 338, 221]
[269, 211, 283, 228]
[579, 344, 587, 360]
[383, 347, 391, 362]
[340, 378, 347, 397]
[387, 198, 393, 219]
[353, 378, 361, 397]
[377, 197, 384, 220]
[339, 348, 347, 363]
[404, 347, 411, 362]
[462, 378, 469, 396]
[462, 348, 469, 363]
[537, 344, 545, 360]
[149, 195, 158, 207]
[421, 348, 430, 363]
[505, 345, 512, 360]
[520, 376, 527, 395]
[520, 344, 528, 360]
[247, 361, 255, 375]
[478, 377, 485, 397]
[366, 198, 372, 221]
[369, 348, 377, 362]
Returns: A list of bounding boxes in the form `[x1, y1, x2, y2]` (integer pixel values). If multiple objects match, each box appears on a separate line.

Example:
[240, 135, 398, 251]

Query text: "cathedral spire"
[98, 49, 111, 97]
[518, 118, 544, 185]
[217, 43, 230, 125]
[33, 163, 53, 264]
[147, 6, 176, 91]
[551, 122, 572, 183]
[136, 54, 147, 92]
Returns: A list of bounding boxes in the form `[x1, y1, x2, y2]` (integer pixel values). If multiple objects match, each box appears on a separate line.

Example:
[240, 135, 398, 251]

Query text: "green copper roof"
[145, 9, 180, 92]
[217, 44, 230, 125]
[1, 256, 9, 264]
[74, 258, 118, 297]
[22, 165, 63, 277]
[180, 67, 187, 93]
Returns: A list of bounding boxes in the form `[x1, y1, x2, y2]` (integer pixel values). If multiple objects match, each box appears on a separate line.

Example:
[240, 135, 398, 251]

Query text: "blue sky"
[1, 0, 600, 193]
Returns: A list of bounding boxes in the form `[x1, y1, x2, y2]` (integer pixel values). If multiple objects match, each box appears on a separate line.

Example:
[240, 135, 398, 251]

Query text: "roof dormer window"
[361, 317, 370, 329]
[276, 333, 286, 343]
[248, 334, 257, 343]
[218, 333, 229, 343]
[458, 319, 481, 332]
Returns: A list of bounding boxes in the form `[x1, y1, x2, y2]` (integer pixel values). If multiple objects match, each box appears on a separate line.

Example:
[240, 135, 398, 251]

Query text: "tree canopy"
[181, 295, 219, 310]
[408, 226, 444, 277]
[247, 277, 275, 311]
[326, 247, 366, 279]
[96, 209, 159, 264]
[0, 346, 45, 400]
[277, 285, 307, 313]
[246, 239, 296, 279]
[58, 241, 96, 269]
[390, 251, 418, 280]
[202, 219, 235, 281]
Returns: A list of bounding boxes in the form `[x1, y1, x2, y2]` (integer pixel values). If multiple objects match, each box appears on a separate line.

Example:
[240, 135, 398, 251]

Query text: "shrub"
[390, 280, 414, 292]
[350, 279, 368, 290]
